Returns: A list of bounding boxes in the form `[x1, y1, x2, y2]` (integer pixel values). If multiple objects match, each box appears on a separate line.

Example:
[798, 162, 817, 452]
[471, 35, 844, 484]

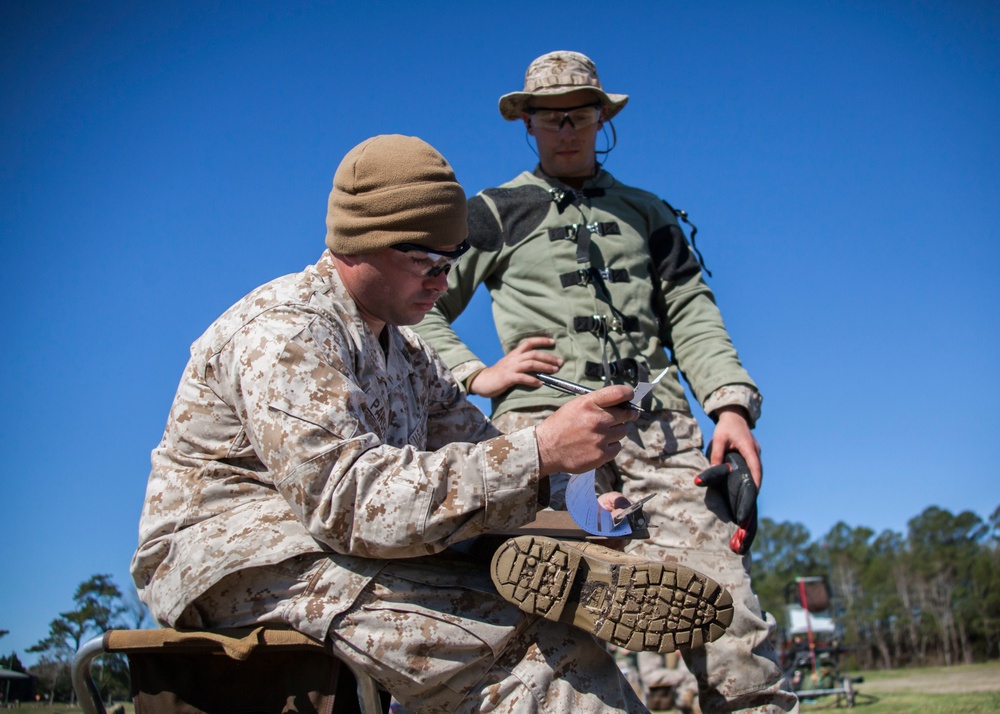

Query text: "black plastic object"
[696, 446, 758, 554]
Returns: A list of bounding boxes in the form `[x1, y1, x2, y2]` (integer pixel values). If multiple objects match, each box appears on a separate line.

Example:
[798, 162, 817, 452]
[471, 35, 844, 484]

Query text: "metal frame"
[780, 577, 862, 708]
[783, 647, 858, 707]
[71, 635, 108, 714]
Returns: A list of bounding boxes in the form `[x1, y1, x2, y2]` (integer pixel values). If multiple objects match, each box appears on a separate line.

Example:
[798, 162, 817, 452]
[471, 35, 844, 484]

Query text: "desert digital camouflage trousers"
[493, 409, 799, 714]
[177, 552, 647, 714]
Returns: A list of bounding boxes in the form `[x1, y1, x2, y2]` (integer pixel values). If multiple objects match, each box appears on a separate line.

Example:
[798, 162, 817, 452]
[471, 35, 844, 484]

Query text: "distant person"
[415, 52, 797, 712]
[131, 134, 735, 713]
[639, 651, 699, 713]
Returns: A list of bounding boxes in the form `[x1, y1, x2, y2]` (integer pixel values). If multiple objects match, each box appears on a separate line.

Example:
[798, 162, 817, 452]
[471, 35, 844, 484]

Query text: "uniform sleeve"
[648, 201, 760, 409]
[216, 308, 540, 559]
[703, 384, 763, 428]
[417, 338, 503, 449]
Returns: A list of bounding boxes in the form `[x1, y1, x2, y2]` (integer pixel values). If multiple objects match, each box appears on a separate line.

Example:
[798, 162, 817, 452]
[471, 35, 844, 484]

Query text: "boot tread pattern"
[491, 536, 734, 653]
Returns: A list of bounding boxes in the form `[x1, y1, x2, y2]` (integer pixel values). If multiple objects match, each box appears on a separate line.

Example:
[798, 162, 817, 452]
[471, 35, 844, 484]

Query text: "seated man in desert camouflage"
[131, 134, 733, 714]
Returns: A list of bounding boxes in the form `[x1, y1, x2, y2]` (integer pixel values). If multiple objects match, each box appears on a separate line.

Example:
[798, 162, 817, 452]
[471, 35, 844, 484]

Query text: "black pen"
[533, 373, 644, 412]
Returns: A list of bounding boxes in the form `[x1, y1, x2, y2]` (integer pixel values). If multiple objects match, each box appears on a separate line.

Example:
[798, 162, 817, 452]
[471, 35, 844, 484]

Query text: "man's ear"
[522, 114, 534, 136]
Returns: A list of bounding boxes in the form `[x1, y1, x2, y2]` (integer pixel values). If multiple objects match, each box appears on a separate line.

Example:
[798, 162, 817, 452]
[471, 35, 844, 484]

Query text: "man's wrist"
[464, 368, 487, 394]
[714, 404, 750, 423]
[704, 384, 762, 427]
[450, 360, 488, 394]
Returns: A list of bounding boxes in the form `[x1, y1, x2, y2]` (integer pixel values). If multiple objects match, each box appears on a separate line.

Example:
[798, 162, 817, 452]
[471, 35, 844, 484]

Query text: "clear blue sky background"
[3, 1, 998, 663]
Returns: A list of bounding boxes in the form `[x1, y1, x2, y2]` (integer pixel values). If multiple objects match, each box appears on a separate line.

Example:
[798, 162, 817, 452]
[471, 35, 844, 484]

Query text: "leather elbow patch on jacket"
[649, 223, 700, 283]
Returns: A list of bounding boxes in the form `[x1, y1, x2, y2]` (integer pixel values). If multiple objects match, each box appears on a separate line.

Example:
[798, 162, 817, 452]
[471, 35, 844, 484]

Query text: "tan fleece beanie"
[325, 134, 468, 255]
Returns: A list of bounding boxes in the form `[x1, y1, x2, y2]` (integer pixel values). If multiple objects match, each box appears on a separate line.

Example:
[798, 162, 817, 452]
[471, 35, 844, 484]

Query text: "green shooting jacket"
[415, 167, 759, 422]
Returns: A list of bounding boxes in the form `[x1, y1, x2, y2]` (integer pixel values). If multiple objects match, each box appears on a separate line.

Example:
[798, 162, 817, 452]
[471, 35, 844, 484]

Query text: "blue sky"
[2, 1, 998, 663]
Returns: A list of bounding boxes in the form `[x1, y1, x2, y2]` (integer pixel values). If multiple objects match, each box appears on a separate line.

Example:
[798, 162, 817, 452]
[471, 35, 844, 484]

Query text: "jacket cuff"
[704, 384, 762, 428]
[480, 426, 541, 530]
[451, 360, 488, 394]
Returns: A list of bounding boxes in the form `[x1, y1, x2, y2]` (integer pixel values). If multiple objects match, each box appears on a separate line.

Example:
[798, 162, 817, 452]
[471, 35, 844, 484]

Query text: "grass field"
[799, 661, 1000, 713]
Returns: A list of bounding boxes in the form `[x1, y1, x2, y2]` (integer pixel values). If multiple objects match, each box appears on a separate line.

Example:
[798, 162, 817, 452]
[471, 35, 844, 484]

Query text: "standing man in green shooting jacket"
[415, 52, 798, 713]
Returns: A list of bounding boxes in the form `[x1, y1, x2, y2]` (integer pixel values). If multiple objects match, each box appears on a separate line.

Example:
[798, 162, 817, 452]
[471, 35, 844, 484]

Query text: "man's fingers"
[589, 384, 635, 409]
[513, 336, 558, 355]
[709, 444, 724, 466]
[597, 491, 631, 512]
[518, 335, 556, 348]
[742, 447, 763, 489]
[605, 422, 630, 444]
[522, 356, 562, 376]
[535, 392, 636, 476]
[518, 365, 559, 386]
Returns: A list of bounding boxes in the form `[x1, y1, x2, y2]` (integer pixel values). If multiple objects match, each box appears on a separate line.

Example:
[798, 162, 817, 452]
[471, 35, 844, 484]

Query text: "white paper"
[630, 365, 670, 407]
[565, 469, 633, 537]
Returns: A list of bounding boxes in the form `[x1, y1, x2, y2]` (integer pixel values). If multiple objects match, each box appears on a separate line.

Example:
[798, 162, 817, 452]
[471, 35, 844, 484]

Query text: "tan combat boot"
[490, 535, 734, 653]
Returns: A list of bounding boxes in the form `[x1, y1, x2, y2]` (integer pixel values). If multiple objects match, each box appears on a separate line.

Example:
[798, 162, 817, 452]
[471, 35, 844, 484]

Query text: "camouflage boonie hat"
[499, 51, 629, 121]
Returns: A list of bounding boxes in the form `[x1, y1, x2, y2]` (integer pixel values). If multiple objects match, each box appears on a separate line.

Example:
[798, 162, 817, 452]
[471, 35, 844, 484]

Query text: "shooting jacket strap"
[584, 358, 649, 385]
[548, 221, 622, 264]
[559, 267, 631, 288]
[573, 314, 641, 335]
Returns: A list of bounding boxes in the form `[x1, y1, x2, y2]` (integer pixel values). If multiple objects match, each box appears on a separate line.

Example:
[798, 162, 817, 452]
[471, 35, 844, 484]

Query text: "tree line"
[4, 504, 998, 702]
[3, 575, 148, 704]
[753, 504, 1000, 670]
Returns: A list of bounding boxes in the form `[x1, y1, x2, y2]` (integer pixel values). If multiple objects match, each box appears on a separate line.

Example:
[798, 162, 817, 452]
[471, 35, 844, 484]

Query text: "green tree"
[752, 517, 817, 628]
[907, 507, 986, 665]
[823, 522, 879, 668]
[866, 529, 905, 669]
[973, 505, 1000, 659]
[28, 574, 130, 703]
[0, 630, 12, 670]
[3, 652, 26, 674]
[752, 505, 999, 669]
[968, 537, 1000, 659]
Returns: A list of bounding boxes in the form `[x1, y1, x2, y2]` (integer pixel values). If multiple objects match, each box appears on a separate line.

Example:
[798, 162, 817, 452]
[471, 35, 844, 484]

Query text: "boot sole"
[490, 535, 734, 653]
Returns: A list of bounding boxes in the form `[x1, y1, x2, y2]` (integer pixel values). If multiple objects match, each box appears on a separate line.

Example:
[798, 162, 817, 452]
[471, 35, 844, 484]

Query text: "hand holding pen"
[533, 373, 645, 412]
[533, 382, 638, 475]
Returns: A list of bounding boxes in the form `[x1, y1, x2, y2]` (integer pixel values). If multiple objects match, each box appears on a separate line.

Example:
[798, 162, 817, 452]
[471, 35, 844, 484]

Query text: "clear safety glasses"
[391, 240, 470, 277]
[526, 102, 602, 131]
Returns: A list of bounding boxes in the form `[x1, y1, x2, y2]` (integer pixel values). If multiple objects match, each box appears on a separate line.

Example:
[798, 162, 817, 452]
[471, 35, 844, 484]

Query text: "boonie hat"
[499, 51, 629, 121]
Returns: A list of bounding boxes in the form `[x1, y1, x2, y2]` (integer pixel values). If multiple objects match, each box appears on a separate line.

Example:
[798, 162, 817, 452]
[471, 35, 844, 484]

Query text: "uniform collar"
[319, 250, 399, 358]
[532, 164, 612, 189]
